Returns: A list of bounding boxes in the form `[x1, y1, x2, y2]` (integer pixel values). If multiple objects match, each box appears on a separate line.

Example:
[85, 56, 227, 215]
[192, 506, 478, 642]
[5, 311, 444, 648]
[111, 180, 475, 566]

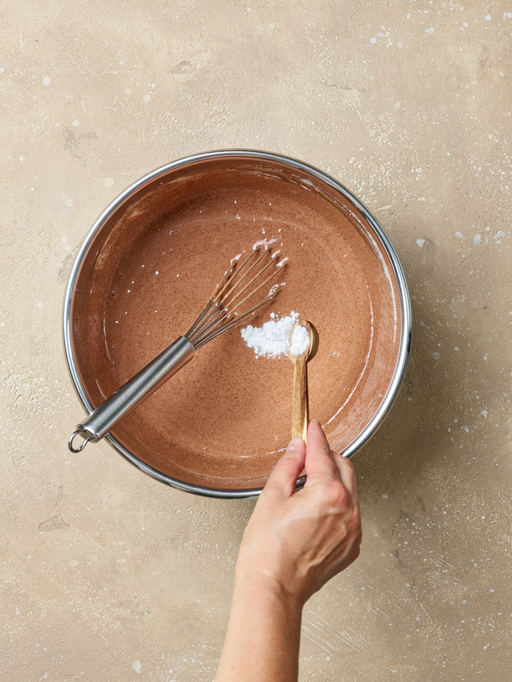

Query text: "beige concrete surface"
[1, 1, 511, 680]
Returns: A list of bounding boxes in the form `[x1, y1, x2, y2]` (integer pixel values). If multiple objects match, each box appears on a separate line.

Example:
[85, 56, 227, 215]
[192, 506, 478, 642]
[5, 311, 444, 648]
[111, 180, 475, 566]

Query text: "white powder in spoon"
[289, 324, 310, 356]
[241, 312, 299, 358]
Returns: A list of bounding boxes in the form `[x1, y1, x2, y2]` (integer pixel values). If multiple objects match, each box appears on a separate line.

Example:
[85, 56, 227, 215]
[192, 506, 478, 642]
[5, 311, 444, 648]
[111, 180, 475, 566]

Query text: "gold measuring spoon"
[288, 320, 319, 443]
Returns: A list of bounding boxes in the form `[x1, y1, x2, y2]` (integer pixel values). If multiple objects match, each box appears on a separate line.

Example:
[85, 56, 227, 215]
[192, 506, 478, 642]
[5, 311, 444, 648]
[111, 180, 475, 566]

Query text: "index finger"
[304, 419, 340, 486]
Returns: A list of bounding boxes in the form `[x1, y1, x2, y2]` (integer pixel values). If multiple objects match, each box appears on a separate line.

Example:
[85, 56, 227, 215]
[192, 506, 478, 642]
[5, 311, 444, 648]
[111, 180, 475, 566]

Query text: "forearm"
[215, 422, 362, 680]
[215, 570, 303, 682]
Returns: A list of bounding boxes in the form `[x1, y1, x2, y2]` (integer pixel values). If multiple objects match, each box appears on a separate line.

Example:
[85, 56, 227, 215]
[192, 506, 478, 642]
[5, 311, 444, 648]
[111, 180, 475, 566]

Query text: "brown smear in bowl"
[71, 156, 402, 491]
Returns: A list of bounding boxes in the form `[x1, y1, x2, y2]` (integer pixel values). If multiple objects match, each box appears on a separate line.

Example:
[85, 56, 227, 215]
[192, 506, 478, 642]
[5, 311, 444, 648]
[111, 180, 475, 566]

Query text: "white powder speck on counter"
[241, 312, 299, 358]
[290, 324, 310, 356]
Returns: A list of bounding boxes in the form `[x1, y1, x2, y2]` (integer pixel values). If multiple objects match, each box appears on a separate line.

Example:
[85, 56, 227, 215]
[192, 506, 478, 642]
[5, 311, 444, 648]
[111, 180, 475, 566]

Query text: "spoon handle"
[291, 357, 309, 442]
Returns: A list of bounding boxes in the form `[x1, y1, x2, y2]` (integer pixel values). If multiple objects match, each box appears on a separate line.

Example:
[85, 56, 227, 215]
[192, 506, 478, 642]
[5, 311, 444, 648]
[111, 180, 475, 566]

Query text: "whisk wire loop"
[192, 292, 280, 350]
[185, 248, 285, 350]
[212, 249, 258, 302]
[221, 251, 278, 311]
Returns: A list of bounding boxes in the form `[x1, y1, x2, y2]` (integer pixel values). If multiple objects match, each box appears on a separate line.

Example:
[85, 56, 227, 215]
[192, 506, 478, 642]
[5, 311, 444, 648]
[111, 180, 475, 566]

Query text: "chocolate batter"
[72, 158, 401, 490]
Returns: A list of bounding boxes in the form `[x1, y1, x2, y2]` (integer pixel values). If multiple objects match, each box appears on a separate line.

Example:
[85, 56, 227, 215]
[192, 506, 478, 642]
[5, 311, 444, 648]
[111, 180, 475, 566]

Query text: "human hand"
[236, 419, 362, 607]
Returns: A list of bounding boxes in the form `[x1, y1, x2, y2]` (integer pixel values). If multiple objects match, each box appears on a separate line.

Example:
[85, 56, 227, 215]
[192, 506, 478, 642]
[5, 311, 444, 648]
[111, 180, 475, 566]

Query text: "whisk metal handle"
[68, 336, 194, 452]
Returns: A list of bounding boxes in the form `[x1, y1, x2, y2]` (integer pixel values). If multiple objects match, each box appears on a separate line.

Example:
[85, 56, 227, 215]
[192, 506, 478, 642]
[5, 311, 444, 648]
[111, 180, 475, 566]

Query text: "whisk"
[68, 248, 286, 452]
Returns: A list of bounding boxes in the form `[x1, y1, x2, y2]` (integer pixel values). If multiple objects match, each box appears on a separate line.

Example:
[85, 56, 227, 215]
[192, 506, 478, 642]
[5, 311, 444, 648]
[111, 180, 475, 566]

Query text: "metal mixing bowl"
[63, 150, 412, 498]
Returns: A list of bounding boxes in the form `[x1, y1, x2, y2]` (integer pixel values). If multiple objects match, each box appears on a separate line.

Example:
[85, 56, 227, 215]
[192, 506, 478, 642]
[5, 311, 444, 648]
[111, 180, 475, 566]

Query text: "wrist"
[234, 562, 305, 614]
[216, 561, 303, 681]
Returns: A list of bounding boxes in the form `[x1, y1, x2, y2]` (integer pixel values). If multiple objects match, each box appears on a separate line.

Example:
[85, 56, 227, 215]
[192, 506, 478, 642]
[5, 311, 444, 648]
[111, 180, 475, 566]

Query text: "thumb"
[263, 437, 306, 499]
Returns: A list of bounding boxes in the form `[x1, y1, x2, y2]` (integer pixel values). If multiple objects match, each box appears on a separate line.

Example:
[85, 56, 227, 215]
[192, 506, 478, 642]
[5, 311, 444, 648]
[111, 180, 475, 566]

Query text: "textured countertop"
[1, 2, 510, 680]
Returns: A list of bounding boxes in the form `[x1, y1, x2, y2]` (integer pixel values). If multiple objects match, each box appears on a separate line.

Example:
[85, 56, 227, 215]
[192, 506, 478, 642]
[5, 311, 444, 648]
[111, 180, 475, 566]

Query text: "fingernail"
[310, 418, 320, 424]
[286, 436, 303, 451]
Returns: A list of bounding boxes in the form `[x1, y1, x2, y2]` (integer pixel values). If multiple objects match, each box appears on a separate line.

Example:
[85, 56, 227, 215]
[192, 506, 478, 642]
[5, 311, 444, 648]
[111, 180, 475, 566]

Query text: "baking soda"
[241, 312, 300, 358]
[289, 324, 310, 356]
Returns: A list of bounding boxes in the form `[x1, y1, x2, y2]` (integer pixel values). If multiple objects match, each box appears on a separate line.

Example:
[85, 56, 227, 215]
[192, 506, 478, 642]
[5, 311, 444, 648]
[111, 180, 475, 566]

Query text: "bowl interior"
[69, 154, 404, 492]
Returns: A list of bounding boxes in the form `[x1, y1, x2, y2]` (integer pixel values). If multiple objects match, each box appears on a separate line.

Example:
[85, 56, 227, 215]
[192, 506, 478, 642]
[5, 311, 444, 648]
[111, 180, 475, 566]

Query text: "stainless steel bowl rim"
[63, 149, 412, 499]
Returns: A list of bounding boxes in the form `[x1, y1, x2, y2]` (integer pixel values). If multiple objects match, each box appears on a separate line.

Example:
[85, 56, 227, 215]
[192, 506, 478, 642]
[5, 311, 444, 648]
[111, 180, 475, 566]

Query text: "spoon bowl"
[288, 320, 319, 362]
